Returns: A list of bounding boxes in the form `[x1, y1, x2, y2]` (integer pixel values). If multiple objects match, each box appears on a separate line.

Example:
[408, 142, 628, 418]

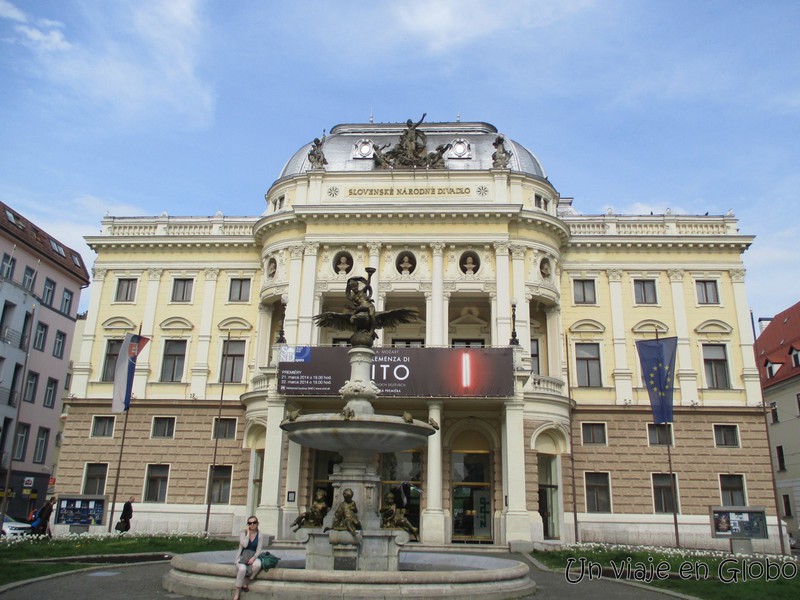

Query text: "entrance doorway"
[451, 429, 493, 542]
[537, 451, 560, 540]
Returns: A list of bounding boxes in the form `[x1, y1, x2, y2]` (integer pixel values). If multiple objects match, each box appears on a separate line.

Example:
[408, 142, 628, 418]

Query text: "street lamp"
[509, 301, 519, 346]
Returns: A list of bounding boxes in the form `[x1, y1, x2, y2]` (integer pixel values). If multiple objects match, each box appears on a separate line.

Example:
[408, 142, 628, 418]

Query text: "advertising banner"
[278, 346, 514, 397]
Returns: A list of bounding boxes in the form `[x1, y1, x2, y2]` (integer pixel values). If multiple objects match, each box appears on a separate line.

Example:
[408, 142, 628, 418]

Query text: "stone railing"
[565, 214, 738, 238]
[524, 374, 565, 396]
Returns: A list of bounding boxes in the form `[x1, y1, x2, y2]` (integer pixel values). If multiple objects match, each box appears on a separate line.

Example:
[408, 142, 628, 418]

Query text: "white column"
[296, 243, 319, 345]
[258, 400, 287, 536]
[421, 401, 445, 543]
[133, 267, 162, 399]
[494, 242, 513, 345]
[368, 243, 383, 345]
[73, 268, 106, 395]
[283, 245, 305, 344]
[424, 292, 433, 344]
[441, 291, 450, 346]
[668, 269, 699, 405]
[607, 269, 633, 404]
[503, 401, 534, 551]
[191, 268, 219, 397]
[730, 268, 762, 405]
[255, 303, 274, 370]
[283, 440, 302, 517]
[546, 307, 562, 379]
[510, 245, 530, 353]
[430, 243, 445, 346]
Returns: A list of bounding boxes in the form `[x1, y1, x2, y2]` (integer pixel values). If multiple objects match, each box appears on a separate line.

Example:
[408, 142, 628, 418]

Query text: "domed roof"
[277, 121, 547, 180]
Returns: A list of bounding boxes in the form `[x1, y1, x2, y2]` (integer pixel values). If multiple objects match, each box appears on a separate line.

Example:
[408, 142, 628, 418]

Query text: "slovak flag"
[111, 333, 150, 413]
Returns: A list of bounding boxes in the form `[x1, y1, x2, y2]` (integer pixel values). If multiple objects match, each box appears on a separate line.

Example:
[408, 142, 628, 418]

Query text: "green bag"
[258, 551, 280, 571]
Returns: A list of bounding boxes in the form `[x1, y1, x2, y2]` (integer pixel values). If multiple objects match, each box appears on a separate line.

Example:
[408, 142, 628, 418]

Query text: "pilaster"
[421, 401, 445, 543]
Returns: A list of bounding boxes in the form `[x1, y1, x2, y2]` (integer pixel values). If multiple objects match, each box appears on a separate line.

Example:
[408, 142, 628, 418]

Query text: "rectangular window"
[391, 339, 425, 348]
[33, 427, 49, 464]
[209, 465, 232, 504]
[770, 402, 779, 424]
[573, 279, 596, 304]
[652, 473, 679, 513]
[13, 423, 29, 461]
[102, 339, 123, 382]
[160, 340, 186, 382]
[145, 464, 169, 502]
[43, 378, 58, 408]
[23, 371, 39, 403]
[777, 445, 786, 471]
[703, 344, 730, 389]
[152, 417, 176, 439]
[714, 424, 739, 447]
[530, 338, 540, 374]
[793, 350, 800, 369]
[1, 253, 16, 279]
[634, 279, 658, 304]
[53, 330, 66, 359]
[49, 239, 66, 257]
[575, 343, 601, 387]
[648, 423, 673, 446]
[60, 289, 73, 315]
[696, 280, 720, 304]
[451, 339, 486, 348]
[171, 278, 193, 302]
[220, 339, 246, 383]
[33, 322, 48, 351]
[42, 278, 55, 306]
[91, 416, 115, 437]
[585, 472, 611, 512]
[229, 278, 251, 302]
[720, 474, 746, 506]
[83, 463, 108, 495]
[581, 423, 607, 444]
[115, 278, 137, 302]
[213, 417, 237, 439]
[783, 494, 793, 518]
[22, 266, 36, 291]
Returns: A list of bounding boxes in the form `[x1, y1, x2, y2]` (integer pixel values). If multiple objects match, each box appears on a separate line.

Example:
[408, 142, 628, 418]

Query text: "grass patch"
[533, 543, 799, 600]
[0, 533, 237, 586]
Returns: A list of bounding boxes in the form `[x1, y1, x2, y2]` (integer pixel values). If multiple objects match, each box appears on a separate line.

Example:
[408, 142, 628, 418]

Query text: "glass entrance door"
[537, 453, 559, 539]
[451, 452, 492, 542]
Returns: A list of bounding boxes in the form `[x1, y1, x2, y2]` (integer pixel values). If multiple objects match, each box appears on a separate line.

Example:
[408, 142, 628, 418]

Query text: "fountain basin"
[281, 413, 435, 453]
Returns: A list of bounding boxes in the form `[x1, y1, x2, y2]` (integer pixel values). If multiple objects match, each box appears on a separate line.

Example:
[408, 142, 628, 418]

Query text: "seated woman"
[233, 516, 263, 600]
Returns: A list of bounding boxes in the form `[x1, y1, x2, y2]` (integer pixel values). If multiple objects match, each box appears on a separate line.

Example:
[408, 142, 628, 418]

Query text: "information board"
[710, 506, 768, 539]
[55, 495, 107, 526]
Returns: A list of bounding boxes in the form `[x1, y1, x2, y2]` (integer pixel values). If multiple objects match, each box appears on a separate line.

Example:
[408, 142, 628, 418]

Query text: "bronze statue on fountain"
[313, 267, 417, 347]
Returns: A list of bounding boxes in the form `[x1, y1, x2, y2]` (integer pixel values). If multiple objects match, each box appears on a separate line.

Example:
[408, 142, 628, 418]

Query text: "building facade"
[1, 201, 90, 518]
[754, 301, 800, 543]
[57, 120, 780, 551]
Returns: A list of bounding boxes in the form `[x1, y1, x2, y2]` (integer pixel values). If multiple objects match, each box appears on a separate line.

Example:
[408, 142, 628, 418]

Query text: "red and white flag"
[111, 333, 149, 413]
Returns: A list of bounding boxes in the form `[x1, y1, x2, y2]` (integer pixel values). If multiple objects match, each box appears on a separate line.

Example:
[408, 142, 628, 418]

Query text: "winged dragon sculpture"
[313, 267, 417, 347]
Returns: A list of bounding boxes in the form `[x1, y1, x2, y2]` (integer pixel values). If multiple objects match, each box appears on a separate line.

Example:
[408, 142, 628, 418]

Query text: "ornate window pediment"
[159, 317, 194, 331]
[632, 319, 670, 335]
[101, 316, 136, 331]
[569, 319, 605, 334]
[218, 317, 252, 331]
[694, 319, 733, 335]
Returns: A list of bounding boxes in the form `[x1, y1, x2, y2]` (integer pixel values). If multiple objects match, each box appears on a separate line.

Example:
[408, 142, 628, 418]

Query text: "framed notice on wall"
[55, 495, 107, 526]
[710, 506, 767, 539]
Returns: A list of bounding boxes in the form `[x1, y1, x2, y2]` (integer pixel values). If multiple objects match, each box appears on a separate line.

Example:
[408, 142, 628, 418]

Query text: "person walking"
[35, 496, 56, 537]
[233, 516, 263, 600]
[119, 496, 134, 532]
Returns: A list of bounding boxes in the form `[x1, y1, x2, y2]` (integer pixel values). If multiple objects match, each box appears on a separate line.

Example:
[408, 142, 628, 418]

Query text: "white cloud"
[14, 23, 70, 51]
[0, 0, 26, 23]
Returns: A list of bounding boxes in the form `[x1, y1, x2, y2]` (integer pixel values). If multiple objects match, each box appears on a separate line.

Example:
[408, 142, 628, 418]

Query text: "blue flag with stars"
[636, 337, 678, 423]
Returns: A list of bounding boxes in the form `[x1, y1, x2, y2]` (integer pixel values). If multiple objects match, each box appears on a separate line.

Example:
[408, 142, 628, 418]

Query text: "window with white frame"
[585, 472, 611, 512]
[49, 239, 66, 257]
[634, 279, 658, 304]
[53, 330, 66, 359]
[171, 278, 194, 302]
[22, 266, 36, 291]
[213, 417, 237, 439]
[720, 474, 746, 506]
[91, 416, 115, 437]
[33, 322, 48, 351]
[115, 278, 137, 302]
[220, 339, 246, 383]
[42, 278, 55, 306]
[83, 463, 108, 494]
[43, 378, 58, 408]
[101, 339, 123, 382]
[152, 416, 176, 438]
[229, 278, 251, 302]
[575, 343, 602, 387]
[581, 422, 607, 444]
[696, 280, 720, 304]
[60, 289, 73, 314]
[573, 279, 596, 304]
[208, 465, 232, 503]
[144, 464, 169, 502]
[23, 371, 39, 403]
[33, 427, 49, 464]
[160, 340, 186, 382]
[703, 344, 730, 389]
[648, 423, 673, 446]
[13, 423, 29, 460]
[713, 424, 739, 447]
[530, 338, 540, 374]
[1, 253, 16, 279]
[652, 473, 679, 513]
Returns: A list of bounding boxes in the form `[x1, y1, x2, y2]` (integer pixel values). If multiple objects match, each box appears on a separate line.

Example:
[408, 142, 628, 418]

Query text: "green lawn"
[0, 533, 237, 586]
[534, 543, 799, 600]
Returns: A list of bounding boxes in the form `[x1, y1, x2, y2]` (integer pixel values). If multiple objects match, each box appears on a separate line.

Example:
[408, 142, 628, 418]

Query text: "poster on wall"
[278, 347, 514, 397]
[55, 496, 107, 526]
[710, 507, 767, 539]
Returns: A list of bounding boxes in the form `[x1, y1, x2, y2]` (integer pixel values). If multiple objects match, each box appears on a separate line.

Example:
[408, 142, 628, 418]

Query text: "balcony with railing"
[0, 325, 23, 348]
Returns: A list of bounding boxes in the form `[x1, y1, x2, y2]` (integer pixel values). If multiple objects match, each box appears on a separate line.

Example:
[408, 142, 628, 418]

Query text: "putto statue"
[290, 488, 329, 531]
[313, 268, 417, 347]
[324, 488, 362, 540]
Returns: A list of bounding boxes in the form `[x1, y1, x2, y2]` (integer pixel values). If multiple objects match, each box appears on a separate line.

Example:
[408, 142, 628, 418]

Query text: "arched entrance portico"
[531, 424, 569, 541]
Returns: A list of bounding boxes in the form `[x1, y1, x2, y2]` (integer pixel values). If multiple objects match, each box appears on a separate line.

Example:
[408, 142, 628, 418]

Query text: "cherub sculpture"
[313, 268, 417, 347]
[324, 488, 362, 541]
[290, 488, 329, 531]
[380, 491, 419, 540]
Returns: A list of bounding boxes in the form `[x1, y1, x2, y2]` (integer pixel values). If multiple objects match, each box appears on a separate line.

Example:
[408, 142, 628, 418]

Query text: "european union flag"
[636, 337, 678, 423]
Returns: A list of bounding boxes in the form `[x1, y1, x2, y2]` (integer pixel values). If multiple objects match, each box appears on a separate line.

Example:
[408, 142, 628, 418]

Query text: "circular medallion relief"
[395, 252, 417, 275]
[333, 251, 353, 275]
[460, 251, 481, 275]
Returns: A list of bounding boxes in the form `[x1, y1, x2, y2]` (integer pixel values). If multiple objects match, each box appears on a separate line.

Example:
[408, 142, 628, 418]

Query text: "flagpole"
[654, 327, 680, 548]
[205, 331, 231, 534]
[564, 334, 579, 543]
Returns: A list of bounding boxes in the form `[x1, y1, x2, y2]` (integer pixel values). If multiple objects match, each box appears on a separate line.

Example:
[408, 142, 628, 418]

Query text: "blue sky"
[1, 0, 798, 322]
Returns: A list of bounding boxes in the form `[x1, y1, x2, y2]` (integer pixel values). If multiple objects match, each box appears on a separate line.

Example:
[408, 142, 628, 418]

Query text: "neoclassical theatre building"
[57, 119, 779, 551]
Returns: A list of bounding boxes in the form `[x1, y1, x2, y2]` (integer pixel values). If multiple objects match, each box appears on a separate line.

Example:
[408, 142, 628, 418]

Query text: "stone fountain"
[163, 267, 536, 598]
